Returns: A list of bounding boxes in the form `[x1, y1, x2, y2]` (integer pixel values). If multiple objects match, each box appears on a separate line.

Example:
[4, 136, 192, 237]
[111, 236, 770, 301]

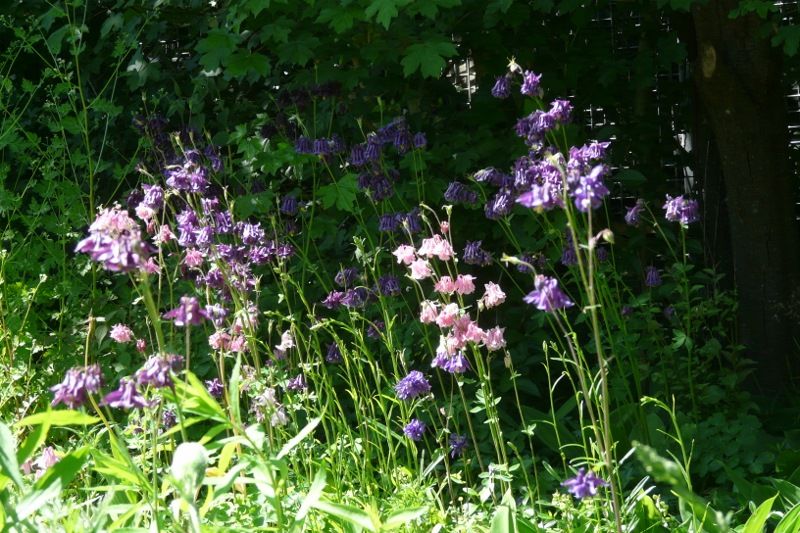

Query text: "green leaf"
[365, 0, 408, 30]
[17, 447, 89, 520]
[317, 173, 359, 213]
[772, 25, 800, 57]
[226, 51, 271, 78]
[742, 494, 776, 533]
[196, 29, 239, 71]
[292, 468, 327, 530]
[401, 41, 457, 78]
[316, 8, 358, 34]
[776, 502, 800, 533]
[17, 422, 49, 465]
[312, 500, 377, 531]
[0, 422, 23, 488]
[277, 417, 320, 460]
[17, 410, 99, 427]
[383, 506, 427, 529]
[490, 504, 513, 533]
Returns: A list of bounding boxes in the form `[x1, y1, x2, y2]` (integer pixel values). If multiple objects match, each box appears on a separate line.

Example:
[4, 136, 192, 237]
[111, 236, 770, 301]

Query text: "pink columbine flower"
[135, 338, 146, 353]
[434, 276, 457, 294]
[409, 259, 433, 280]
[484, 326, 506, 352]
[393, 245, 417, 266]
[436, 303, 460, 328]
[420, 300, 439, 324]
[418, 235, 454, 261]
[454, 274, 476, 295]
[135, 204, 156, 221]
[479, 282, 506, 309]
[110, 324, 134, 343]
[440, 221, 450, 233]
[156, 225, 176, 244]
[142, 257, 161, 274]
[183, 249, 204, 268]
[230, 335, 248, 353]
[209, 331, 232, 351]
[274, 330, 294, 359]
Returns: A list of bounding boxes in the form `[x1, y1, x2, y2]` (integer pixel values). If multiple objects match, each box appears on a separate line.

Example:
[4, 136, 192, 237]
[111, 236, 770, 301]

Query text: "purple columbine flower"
[573, 165, 610, 212]
[367, 320, 385, 338]
[205, 378, 224, 398]
[162, 409, 177, 428]
[491, 75, 511, 98]
[335, 267, 360, 288]
[280, 195, 299, 216]
[394, 370, 431, 401]
[549, 99, 573, 123]
[204, 304, 228, 328]
[561, 468, 609, 499]
[449, 434, 468, 458]
[136, 355, 181, 389]
[523, 275, 574, 312]
[322, 290, 345, 309]
[163, 296, 207, 327]
[286, 374, 307, 392]
[403, 418, 426, 441]
[349, 144, 367, 166]
[520, 70, 543, 97]
[443, 182, 478, 205]
[621, 305, 634, 317]
[294, 136, 313, 154]
[517, 182, 563, 212]
[413, 132, 427, 148]
[341, 287, 369, 308]
[645, 266, 662, 288]
[463, 241, 492, 266]
[625, 199, 645, 226]
[378, 213, 401, 232]
[50, 365, 103, 409]
[432, 350, 470, 374]
[663, 195, 700, 225]
[377, 275, 402, 296]
[103, 378, 153, 409]
[326, 342, 342, 364]
[663, 305, 676, 319]
[484, 190, 513, 220]
[75, 206, 152, 272]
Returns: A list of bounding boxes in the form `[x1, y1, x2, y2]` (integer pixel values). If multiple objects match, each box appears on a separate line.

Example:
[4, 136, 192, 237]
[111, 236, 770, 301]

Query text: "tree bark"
[692, 1, 799, 392]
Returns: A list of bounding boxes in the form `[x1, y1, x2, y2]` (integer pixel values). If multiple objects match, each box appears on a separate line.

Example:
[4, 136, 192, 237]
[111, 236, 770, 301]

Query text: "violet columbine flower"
[517, 182, 563, 212]
[449, 434, 468, 458]
[625, 199, 645, 226]
[520, 70, 543, 97]
[335, 267, 360, 288]
[280, 195, 299, 216]
[103, 378, 153, 409]
[463, 241, 492, 266]
[523, 275, 574, 312]
[549, 99, 573, 123]
[326, 342, 342, 364]
[573, 165, 610, 212]
[163, 296, 207, 327]
[394, 370, 431, 401]
[663, 195, 700, 225]
[295, 136, 313, 154]
[645, 266, 662, 288]
[162, 409, 177, 428]
[561, 468, 609, 499]
[432, 350, 470, 374]
[50, 365, 103, 409]
[484, 190, 513, 220]
[341, 287, 369, 308]
[286, 374, 307, 392]
[413, 132, 427, 148]
[403, 418, 426, 441]
[322, 290, 345, 309]
[377, 275, 402, 296]
[443, 182, 478, 205]
[349, 144, 367, 166]
[136, 355, 180, 389]
[205, 378, 224, 398]
[75, 205, 152, 272]
[491, 75, 511, 99]
[110, 324, 134, 343]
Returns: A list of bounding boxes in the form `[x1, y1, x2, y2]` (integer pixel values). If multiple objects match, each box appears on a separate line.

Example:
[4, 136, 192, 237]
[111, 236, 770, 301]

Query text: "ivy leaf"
[365, 0, 409, 30]
[401, 40, 458, 78]
[196, 29, 238, 71]
[318, 173, 359, 213]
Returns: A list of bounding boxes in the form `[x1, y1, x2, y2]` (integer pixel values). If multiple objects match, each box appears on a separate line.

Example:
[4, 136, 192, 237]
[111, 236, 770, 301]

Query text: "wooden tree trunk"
[692, 1, 800, 391]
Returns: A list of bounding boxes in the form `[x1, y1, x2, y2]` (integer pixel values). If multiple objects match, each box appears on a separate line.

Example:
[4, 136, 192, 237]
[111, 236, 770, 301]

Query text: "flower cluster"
[76, 206, 153, 272]
[50, 365, 103, 409]
[663, 194, 700, 225]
